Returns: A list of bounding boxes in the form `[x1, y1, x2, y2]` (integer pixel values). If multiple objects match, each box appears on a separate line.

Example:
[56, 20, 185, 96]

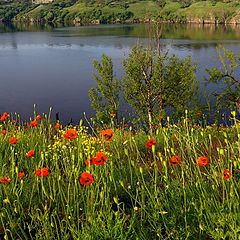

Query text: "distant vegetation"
[0, 0, 239, 24]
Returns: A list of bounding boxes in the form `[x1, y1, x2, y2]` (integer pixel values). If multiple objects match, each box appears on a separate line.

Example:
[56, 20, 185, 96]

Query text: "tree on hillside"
[174, 0, 192, 8]
[154, 0, 166, 8]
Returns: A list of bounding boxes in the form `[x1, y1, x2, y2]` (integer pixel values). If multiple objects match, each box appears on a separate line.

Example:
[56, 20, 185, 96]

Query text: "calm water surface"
[0, 23, 240, 123]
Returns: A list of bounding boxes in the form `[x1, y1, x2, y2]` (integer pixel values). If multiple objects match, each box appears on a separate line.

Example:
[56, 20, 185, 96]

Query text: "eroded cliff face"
[186, 17, 227, 24]
[184, 9, 239, 25]
[229, 10, 240, 24]
[186, 15, 240, 25]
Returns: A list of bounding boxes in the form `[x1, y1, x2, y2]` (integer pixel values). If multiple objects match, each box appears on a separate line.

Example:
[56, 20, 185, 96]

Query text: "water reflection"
[1, 22, 240, 40]
[0, 23, 240, 123]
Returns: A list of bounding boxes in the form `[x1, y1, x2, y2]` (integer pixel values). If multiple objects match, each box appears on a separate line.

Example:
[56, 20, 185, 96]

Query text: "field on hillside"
[1, 0, 239, 23]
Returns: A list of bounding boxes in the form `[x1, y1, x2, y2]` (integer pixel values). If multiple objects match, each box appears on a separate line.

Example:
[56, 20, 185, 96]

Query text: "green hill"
[0, 0, 239, 24]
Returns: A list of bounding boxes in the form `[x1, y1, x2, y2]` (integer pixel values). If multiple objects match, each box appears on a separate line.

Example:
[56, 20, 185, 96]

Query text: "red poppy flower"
[85, 159, 91, 165]
[30, 119, 38, 127]
[18, 172, 25, 179]
[26, 149, 35, 158]
[197, 156, 209, 167]
[1, 130, 6, 135]
[79, 172, 94, 185]
[223, 169, 231, 180]
[170, 155, 181, 166]
[100, 129, 114, 142]
[0, 176, 10, 184]
[54, 123, 61, 130]
[110, 113, 116, 117]
[36, 115, 41, 121]
[85, 156, 95, 166]
[36, 168, 49, 177]
[92, 152, 107, 165]
[64, 129, 78, 141]
[146, 139, 157, 149]
[9, 137, 18, 145]
[0, 112, 8, 122]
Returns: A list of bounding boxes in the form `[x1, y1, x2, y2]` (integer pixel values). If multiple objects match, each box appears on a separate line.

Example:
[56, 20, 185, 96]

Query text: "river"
[0, 23, 240, 123]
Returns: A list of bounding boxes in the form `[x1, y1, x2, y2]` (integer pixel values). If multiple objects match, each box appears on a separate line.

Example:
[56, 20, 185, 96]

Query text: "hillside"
[0, 0, 240, 24]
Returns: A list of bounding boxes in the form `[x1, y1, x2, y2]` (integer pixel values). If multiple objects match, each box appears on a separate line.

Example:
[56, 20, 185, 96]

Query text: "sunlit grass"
[179, 1, 240, 19]
[0, 111, 239, 239]
[128, 1, 160, 19]
[65, 3, 94, 15]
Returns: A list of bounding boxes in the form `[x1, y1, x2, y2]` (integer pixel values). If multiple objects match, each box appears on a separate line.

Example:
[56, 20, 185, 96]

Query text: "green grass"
[101, 5, 125, 14]
[161, 1, 182, 13]
[65, 1, 161, 21]
[179, 1, 240, 19]
[24, 5, 47, 18]
[128, 1, 160, 19]
[0, 111, 240, 239]
[65, 3, 93, 15]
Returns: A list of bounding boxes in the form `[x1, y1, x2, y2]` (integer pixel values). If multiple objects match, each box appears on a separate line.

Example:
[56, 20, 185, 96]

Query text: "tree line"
[89, 24, 240, 131]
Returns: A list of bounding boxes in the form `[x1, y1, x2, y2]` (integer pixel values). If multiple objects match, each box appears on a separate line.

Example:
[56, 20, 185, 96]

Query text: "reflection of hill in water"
[1, 23, 240, 41]
[0, 22, 56, 33]
[54, 24, 240, 41]
[162, 24, 240, 41]
[170, 41, 240, 50]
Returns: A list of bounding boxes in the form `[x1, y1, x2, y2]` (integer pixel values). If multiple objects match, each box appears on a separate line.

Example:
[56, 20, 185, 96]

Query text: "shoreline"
[1, 18, 240, 26]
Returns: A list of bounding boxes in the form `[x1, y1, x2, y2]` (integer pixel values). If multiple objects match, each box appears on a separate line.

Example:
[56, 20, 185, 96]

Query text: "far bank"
[0, 1, 239, 25]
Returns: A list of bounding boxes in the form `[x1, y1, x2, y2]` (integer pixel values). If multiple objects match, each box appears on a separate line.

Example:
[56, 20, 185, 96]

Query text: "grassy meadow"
[0, 110, 240, 239]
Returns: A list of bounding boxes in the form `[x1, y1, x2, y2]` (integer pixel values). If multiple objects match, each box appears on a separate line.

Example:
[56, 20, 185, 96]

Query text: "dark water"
[0, 23, 240, 123]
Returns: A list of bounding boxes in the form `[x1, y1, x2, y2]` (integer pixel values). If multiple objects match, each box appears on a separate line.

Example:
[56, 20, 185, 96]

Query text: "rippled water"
[0, 23, 240, 123]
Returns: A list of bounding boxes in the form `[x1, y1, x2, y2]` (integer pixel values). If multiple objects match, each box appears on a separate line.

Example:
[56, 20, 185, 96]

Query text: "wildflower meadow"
[0, 110, 240, 239]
